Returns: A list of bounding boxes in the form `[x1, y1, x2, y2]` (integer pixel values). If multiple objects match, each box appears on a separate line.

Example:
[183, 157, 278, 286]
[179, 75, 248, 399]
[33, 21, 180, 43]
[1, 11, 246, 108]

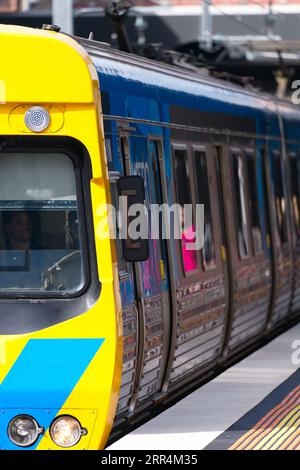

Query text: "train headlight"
[8, 415, 43, 447]
[50, 416, 87, 448]
[24, 106, 50, 132]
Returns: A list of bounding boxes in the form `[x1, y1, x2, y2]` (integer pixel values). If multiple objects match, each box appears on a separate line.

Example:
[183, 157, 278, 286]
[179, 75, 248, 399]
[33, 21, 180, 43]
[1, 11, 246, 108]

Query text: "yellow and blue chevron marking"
[0, 339, 104, 450]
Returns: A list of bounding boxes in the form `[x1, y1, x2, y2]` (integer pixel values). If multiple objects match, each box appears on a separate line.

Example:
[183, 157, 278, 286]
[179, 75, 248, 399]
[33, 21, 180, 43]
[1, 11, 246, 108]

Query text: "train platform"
[108, 323, 300, 450]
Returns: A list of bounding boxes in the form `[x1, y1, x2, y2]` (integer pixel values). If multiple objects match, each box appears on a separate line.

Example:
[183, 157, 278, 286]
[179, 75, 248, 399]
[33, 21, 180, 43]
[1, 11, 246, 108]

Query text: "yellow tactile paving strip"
[230, 385, 300, 450]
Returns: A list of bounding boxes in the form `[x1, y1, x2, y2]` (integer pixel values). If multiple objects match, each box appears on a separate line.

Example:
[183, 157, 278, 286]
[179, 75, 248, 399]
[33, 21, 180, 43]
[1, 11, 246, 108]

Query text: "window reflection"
[290, 155, 300, 239]
[245, 153, 263, 255]
[272, 152, 288, 246]
[174, 148, 198, 274]
[232, 153, 251, 258]
[0, 153, 85, 294]
[194, 150, 216, 270]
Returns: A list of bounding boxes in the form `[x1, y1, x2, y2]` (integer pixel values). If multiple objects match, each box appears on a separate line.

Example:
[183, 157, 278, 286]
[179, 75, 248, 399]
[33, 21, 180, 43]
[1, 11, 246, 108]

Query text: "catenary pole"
[201, 0, 212, 50]
[52, 0, 74, 35]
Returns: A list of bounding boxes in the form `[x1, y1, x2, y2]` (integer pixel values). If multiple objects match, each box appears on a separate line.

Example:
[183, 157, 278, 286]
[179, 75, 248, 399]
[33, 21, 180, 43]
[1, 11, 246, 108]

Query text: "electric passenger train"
[0, 24, 300, 450]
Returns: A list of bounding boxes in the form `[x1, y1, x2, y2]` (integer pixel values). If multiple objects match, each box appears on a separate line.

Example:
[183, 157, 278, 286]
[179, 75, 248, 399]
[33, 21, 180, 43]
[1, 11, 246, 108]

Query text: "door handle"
[221, 245, 227, 263]
[160, 260, 166, 280]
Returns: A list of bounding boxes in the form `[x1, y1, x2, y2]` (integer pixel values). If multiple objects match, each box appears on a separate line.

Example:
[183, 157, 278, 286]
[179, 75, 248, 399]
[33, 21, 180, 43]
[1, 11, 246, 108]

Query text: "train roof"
[77, 36, 300, 125]
[78, 36, 267, 98]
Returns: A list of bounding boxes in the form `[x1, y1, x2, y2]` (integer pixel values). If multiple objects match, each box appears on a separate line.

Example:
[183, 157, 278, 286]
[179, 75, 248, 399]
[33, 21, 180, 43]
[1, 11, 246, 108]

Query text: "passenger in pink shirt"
[178, 205, 198, 273]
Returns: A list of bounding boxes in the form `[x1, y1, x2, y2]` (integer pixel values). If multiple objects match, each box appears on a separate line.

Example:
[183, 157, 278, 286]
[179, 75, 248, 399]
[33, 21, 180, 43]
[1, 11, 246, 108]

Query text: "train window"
[289, 155, 300, 239]
[194, 149, 216, 270]
[245, 152, 263, 255]
[173, 147, 199, 273]
[0, 153, 85, 295]
[150, 140, 167, 264]
[232, 151, 251, 259]
[272, 152, 288, 245]
[120, 136, 131, 174]
[259, 149, 271, 253]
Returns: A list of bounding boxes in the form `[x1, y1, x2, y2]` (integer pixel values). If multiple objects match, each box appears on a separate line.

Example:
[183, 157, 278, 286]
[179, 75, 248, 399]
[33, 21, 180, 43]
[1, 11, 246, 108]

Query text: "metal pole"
[266, 0, 275, 38]
[20, 0, 31, 11]
[200, 0, 212, 50]
[52, 0, 74, 35]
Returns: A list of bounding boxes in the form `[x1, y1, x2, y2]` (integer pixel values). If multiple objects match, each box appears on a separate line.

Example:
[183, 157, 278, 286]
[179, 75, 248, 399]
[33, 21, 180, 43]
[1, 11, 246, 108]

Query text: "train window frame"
[119, 134, 132, 175]
[0, 137, 102, 335]
[289, 153, 300, 241]
[0, 143, 91, 300]
[258, 147, 272, 253]
[118, 132, 150, 269]
[192, 144, 217, 272]
[271, 150, 289, 247]
[147, 136, 169, 274]
[109, 171, 129, 278]
[244, 148, 264, 257]
[172, 143, 200, 277]
[230, 147, 252, 261]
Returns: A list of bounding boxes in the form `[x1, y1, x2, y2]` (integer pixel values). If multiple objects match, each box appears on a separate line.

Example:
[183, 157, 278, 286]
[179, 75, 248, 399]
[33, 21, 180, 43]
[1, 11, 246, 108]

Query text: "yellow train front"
[0, 25, 122, 450]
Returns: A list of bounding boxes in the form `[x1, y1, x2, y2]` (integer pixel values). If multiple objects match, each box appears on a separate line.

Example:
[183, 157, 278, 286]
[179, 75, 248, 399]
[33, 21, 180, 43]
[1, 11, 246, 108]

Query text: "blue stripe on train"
[0, 338, 104, 450]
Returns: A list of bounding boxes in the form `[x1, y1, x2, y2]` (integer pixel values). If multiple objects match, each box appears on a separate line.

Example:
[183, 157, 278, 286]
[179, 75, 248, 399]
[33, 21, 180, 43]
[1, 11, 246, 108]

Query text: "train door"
[265, 147, 293, 327]
[217, 144, 272, 355]
[197, 145, 230, 364]
[213, 145, 232, 358]
[162, 142, 228, 389]
[108, 146, 140, 426]
[120, 132, 171, 413]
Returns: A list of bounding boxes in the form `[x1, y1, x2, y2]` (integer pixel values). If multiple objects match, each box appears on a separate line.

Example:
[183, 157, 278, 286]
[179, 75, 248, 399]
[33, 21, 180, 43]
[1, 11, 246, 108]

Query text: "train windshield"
[0, 152, 85, 295]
